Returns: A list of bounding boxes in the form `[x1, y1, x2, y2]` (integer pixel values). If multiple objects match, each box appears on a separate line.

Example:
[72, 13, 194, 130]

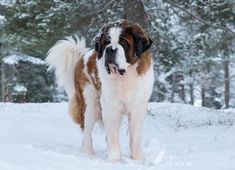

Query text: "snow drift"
[0, 102, 234, 170]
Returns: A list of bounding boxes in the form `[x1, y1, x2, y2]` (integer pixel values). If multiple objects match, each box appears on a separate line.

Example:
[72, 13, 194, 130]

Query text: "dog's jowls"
[46, 20, 154, 162]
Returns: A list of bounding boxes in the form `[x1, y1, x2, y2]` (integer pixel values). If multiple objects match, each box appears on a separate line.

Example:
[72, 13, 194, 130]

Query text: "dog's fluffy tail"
[45, 36, 88, 99]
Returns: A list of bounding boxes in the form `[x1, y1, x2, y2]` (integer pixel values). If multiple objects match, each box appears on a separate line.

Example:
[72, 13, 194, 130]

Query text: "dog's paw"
[81, 147, 95, 155]
[108, 149, 121, 162]
[131, 151, 145, 160]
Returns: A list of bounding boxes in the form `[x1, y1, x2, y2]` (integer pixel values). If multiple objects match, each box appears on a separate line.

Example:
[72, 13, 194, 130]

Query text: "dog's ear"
[134, 36, 152, 58]
[94, 39, 99, 52]
[93, 35, 103, 60]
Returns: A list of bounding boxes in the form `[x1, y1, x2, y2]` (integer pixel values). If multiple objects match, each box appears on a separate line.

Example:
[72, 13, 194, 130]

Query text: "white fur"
[108, 27, 129, 70]
[46, 36, 101, 156]
[45, 36, 89, 99]
[109, 27, 122, 46]
[97, 57, 154, 161]
[81, 84, 101, 155]
[46, 31, 154, 162]
[116, 44, 129, 70]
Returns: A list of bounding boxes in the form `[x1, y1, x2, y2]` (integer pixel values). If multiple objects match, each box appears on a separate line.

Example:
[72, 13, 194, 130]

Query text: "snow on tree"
[0, 0, 234, 108]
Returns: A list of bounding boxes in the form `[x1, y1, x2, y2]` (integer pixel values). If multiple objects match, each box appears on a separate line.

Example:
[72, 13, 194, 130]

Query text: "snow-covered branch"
[165, 0, 235, 36]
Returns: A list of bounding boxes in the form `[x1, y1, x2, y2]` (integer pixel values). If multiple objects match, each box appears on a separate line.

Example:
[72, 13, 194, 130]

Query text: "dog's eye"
[119, 38, 130, 48]
[103, 40, 111, 46]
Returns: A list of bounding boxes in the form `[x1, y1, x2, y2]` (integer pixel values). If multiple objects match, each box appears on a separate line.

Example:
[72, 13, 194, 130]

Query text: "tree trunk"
[1, 62, 5, 102]
[224, 54, 230, 108]
[170, 72, 176, 102]
[201, 77, 206, 107]
[123, 0, 148, 26]
[178, 73, 185, 103]
[181, 83, 185, 103]
[189, 69, 194, 105]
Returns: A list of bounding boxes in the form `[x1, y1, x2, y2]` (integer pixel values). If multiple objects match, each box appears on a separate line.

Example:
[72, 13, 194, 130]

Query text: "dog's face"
[94, 20, 152, 75]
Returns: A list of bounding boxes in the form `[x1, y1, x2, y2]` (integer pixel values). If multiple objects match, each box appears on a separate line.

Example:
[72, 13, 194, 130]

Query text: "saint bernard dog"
[46, 20, 154, 162]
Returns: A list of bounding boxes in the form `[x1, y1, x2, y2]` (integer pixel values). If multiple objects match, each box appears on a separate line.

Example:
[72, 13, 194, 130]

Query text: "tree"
[0, 0, 235, 107]
[164, 0, 235, 108]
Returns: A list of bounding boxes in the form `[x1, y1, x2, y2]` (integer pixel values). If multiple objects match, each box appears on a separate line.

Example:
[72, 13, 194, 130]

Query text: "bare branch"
[164, 0, 235, 36]
[84, 0, 116, 18]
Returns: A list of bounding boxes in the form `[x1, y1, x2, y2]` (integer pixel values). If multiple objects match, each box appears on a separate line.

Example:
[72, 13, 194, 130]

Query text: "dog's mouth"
[105, 63, 126, 76]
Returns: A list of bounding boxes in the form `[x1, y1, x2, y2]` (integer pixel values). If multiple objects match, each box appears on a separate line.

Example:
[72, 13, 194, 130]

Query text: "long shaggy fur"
[45, 20, 154, 161]
[45, 36, 89, 99]
[69, 95, 85, 128]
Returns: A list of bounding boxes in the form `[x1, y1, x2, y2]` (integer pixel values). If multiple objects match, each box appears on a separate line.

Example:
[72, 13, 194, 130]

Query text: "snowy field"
[0, 102, 235, 170]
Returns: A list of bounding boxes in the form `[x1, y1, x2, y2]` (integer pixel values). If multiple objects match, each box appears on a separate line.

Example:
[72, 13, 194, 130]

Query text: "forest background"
[0, 0, 234, 109]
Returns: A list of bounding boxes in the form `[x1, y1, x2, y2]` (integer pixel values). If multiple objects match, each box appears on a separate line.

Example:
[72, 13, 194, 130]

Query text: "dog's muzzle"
[105, 46, 126, 76]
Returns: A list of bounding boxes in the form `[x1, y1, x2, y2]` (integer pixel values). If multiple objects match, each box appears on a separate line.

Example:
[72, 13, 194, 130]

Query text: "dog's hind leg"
[81, 84, 100, 155]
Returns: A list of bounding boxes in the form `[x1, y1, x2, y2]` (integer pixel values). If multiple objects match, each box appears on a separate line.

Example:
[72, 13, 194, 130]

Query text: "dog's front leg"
[128, 103, 147, 160]
[101, 99, 121, 162]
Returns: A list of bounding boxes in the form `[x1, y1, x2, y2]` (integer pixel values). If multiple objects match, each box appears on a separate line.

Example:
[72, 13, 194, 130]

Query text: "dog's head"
[93, 20, 152, 75]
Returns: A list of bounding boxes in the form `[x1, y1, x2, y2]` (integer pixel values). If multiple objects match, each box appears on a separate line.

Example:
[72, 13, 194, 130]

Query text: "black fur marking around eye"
[119, 38, 130, 48]
[95, 33, 111, 60]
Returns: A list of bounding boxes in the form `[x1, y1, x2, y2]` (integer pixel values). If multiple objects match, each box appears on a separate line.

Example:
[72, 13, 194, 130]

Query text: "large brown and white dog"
[46, 20, 154, 162]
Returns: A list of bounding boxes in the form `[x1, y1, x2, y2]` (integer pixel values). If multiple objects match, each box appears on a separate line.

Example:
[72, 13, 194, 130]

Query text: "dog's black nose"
[106, 46, 117, 56]
[118, 69, 126, 75]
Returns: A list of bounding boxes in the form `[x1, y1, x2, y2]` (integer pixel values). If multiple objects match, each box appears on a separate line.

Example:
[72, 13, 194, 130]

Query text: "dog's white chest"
[99, 62, 154, 105]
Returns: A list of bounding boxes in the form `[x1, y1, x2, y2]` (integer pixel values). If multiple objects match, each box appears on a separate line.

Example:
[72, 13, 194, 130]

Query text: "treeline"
[0, 0, 234, 108]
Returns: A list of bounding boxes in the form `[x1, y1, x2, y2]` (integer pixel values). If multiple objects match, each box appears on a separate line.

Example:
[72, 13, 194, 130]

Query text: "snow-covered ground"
[0, 102, 234, 170]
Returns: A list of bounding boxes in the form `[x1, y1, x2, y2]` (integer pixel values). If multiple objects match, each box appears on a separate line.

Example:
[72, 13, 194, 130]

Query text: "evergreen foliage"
[0, 0, 234, 108]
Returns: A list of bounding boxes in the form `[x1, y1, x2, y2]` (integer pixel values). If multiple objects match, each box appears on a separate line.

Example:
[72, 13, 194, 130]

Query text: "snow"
[0, 15, 5, 20]
[17, 13, 30, 19]
[0, 102, 234, 170]
[0, 15, 6, 25]
[0, 0, 15, 6]
[3, 54, 45, 65]
[13, 84, 27, 93]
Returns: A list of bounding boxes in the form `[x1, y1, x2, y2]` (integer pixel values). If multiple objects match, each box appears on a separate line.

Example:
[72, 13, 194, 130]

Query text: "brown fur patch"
[136, 49, 152, 75]
[121, 34, 138, 65]
[93, 20, 152, 61]
[69, 58, 89, 130]
[118, 22, 152, 75]
[87, 52, 101, 93]
[118, 21, 152, 75]
[69, 94, 84, 127]
[119, 20, 150, 41]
